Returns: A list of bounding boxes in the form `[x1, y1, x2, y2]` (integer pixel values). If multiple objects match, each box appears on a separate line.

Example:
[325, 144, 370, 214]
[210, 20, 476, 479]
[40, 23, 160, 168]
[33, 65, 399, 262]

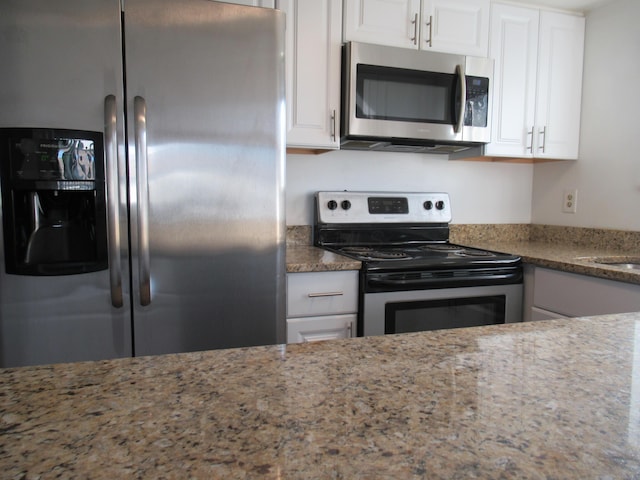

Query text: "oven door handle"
[368, 273, 519, 288]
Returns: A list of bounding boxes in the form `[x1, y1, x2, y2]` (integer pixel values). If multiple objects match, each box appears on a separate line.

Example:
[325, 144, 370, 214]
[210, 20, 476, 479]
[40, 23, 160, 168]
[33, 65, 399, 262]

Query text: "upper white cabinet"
[421, 0, 490, 56]
[281, 0, 342, 150]
[343, 0, 490, 56]
[485, 3, 585, 159]
[343, 0, 421, 49]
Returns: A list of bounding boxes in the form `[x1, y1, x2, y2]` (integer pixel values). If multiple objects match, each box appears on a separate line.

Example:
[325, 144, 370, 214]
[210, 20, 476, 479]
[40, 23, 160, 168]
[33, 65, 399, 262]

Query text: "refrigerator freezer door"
[124, 0, 286, 355]
[0, 0, 132, 367]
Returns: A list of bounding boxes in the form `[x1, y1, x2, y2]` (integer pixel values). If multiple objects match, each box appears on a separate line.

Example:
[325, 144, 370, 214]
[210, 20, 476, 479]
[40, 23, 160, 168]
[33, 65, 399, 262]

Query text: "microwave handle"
[454, 64, 465, 134]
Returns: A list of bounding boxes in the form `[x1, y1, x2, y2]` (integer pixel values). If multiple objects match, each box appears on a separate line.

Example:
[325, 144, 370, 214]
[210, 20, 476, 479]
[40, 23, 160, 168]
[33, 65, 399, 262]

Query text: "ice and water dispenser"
[0, 129, 108, 275]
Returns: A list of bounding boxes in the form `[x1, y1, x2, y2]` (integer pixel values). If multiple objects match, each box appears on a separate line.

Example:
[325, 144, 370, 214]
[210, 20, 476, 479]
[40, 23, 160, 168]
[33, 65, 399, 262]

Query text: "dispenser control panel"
[8, 134, 97, 182]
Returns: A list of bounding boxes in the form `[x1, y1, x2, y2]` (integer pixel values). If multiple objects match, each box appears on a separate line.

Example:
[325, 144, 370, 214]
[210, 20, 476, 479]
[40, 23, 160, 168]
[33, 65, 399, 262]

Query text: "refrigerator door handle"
[134, 96, 151, 306]
[104, 95, 123, 308]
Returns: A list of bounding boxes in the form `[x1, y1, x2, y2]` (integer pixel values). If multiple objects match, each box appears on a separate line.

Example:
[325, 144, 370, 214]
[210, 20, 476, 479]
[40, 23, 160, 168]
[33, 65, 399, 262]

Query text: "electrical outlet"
[563, 189, 578, 213]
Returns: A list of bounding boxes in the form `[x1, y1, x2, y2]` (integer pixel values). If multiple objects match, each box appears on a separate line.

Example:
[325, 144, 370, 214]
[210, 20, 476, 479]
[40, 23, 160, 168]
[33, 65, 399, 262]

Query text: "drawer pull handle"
[307, 291, 344, 298]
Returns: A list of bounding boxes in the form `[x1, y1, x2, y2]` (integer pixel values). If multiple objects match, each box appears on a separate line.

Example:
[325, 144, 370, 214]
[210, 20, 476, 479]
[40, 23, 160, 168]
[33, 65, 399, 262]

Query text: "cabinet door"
[530, 306, 568, 322]
[533, 267, 640, 317]
[287, 314, 356, 343]
[224, 0, 275, 7]
[421, 0, 490, 56]
[343, 0, 421, 49]
[534, 11, 585, 159]
[282, 0, 342, 149]
[485, 3, 539, 157]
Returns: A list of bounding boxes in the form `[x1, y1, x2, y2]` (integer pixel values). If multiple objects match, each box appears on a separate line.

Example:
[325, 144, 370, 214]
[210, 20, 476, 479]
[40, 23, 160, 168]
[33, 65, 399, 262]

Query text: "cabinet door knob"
[411, 13, 418, 45]
[330, 109, 336, 142]
[425, 15, 433, 47]
[308, 291, 344, 298]
[539, 126, 547, 154]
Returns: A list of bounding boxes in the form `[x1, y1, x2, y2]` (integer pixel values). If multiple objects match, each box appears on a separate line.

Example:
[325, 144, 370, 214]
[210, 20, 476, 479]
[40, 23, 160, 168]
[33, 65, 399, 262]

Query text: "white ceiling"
[510, 0, 616, 12]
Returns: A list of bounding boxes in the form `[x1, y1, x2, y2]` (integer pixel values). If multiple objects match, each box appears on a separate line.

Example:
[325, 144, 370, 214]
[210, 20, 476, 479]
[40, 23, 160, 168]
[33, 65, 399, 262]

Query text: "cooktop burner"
[335, 244, 498, 263]
[341, 247, 411, 260]
[418, 244, 497, 257]
[418, 244, 463, 252]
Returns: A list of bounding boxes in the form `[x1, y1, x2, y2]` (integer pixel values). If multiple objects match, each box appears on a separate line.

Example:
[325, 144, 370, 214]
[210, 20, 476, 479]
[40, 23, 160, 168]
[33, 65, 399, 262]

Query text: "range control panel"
[316, 191, 452, 224]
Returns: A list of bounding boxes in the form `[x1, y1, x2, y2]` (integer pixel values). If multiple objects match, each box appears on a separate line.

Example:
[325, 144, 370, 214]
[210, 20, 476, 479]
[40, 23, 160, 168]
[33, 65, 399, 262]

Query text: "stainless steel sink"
[587, 256, 640, 270]
[597, 262, 640, 270]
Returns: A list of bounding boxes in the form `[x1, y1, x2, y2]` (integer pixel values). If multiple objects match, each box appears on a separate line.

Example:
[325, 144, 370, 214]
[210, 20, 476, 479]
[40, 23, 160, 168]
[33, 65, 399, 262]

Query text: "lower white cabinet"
[287, 314, 355, 343]
[286, 271, 358, 343]
[223, 0, 275, 7]
[524, 266, 640, 321]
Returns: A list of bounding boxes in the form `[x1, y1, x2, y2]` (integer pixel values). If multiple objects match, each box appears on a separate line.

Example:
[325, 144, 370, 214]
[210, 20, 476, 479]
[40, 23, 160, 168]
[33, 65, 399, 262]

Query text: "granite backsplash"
[288, 224, 640, 251]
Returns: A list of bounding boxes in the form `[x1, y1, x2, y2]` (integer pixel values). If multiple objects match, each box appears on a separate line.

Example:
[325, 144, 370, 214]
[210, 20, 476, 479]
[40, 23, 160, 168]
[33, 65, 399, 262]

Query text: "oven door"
[361, 284, 523, 337]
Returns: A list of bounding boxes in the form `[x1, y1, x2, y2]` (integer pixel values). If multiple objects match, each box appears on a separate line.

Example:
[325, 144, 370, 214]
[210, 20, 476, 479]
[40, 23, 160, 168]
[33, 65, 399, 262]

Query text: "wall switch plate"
[563, 188, 578, 213]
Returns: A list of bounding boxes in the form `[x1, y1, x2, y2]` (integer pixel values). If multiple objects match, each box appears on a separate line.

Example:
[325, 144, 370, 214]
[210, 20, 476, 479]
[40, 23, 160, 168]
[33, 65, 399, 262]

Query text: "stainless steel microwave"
[341, 42, 493, 154]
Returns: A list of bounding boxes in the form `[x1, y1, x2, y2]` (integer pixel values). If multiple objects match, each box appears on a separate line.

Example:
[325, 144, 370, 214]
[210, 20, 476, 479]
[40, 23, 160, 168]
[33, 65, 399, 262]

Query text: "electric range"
[314, 191, 523, 337]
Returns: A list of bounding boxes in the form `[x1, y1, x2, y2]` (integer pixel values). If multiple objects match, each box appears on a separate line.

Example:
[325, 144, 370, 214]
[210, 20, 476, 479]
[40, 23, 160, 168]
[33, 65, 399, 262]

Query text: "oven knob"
[424, 200, 433, 210]
[435, 200, 445, 210]
[327, 200, 338, 210]
[341, 200, 352, 210]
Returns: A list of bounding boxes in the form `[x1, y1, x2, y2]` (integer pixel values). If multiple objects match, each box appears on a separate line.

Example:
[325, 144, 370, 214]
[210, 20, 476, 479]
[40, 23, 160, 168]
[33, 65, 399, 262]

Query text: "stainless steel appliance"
[0, 0, 286, 368]
[314, 192, 522, 336]
[341, 42, 493, 154]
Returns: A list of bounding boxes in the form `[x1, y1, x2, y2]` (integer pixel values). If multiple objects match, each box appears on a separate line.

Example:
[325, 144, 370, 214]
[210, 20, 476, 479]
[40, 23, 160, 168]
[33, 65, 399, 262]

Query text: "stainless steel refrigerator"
[0, 0, 286, 368]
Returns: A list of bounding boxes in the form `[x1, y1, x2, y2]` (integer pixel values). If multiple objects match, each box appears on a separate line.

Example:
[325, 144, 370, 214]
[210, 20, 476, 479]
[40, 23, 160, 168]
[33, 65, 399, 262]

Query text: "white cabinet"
[343, 0, 489, 56]
[486, 3, 585, 159]
[286, 271, 358, 344]
[280, 0, 342, 150]
[524, 266, 640, 321]
[224, 0, 275, 7]
[421, 0, 490, 56]
[343, 0, 421, 49]
[287, 314, 356, 343]
[535, 11, 585, 159]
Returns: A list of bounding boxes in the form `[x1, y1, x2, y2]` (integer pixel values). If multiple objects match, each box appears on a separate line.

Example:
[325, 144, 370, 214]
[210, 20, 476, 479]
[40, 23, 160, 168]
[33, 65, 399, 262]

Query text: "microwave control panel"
[464, 76, 489, 128]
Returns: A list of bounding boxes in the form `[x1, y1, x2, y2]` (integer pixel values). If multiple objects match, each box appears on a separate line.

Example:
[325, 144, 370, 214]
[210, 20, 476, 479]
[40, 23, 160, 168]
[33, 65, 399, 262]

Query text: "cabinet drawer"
[287, 271, 358, 317]
[287, 314, 356, 343]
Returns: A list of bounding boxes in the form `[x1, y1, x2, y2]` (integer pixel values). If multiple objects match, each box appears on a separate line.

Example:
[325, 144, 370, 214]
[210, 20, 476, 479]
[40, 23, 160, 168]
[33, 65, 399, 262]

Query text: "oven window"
[385, 296, 506, 334]
[356, 64, 457, 124]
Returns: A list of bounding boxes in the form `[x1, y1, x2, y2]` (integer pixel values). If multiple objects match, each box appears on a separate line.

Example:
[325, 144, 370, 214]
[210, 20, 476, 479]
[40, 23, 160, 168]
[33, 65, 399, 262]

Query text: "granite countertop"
[460, 239, 640, 285]
[287, 241, 640, 284]
[286, 224, 640, 283]
[286, 245, 361, 273]
[3, 313, 640, 478]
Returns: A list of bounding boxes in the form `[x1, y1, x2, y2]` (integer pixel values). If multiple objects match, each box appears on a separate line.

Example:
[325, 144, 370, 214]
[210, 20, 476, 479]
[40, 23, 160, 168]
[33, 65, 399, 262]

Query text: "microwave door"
[349, 63, 462, 143]
[343, 42, 465, 144]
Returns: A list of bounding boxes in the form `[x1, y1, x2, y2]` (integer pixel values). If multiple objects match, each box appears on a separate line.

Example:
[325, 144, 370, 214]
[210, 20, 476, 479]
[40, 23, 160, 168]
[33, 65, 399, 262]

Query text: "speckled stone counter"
[451, 224, 640, 285]
[3, 313, 640, 478]
[286, 225, 360, 273]
[460, 240, 640, 285]
[286, 224, 640, 282]
[286, 245, 360, 273]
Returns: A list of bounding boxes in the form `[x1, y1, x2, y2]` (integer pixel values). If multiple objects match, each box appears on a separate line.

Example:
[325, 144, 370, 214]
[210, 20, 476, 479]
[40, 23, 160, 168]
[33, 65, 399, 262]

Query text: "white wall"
[286, 149, 533, 225]
[531, 0, 640, 230]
